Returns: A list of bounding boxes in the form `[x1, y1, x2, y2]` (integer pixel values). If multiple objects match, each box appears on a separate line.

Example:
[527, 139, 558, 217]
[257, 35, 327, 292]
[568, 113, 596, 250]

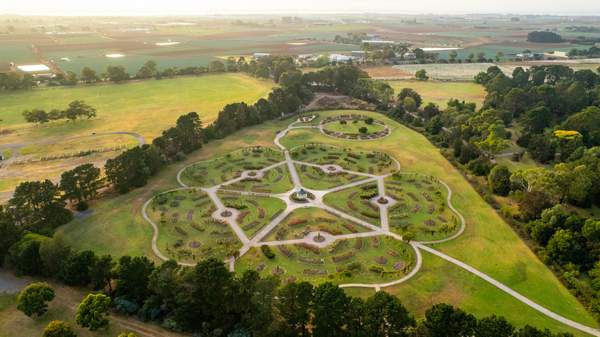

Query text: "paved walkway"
[141, 117, 600, 336]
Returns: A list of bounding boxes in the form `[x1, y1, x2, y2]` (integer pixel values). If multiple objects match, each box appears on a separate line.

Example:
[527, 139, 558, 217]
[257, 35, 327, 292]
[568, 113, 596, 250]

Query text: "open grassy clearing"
[0, 282, 183, 337]
[385, 173, 460, 241]
[265, 207, 368, 241]
[0, 74, 272, 141]
[148, 188, 241, 264]
[387, 80, 486, 108]
[218, 192, 287, 238]
[0, 74, 273, 196]
[18, 134, 138, 158]
[323, 184, 382, 226]
[179, 146, 284, 188]
[290, 144, 395, 175]
[237, 236, 415, 285]
[386, 252, 590, 337]
[58, 109, 596, 333]
[323, 119, 386, 135]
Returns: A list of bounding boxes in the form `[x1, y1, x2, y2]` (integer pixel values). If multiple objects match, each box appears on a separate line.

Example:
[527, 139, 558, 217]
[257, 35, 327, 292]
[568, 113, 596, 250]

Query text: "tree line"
[8, 234, 575, 337]
[22, 100, 97, 124]
[386, 65, 600, 319]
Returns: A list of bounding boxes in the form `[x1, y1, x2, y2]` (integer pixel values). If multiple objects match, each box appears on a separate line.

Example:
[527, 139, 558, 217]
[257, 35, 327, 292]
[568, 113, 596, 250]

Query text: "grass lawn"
[0, 74, 273, 142]
[387, 80, 486, 108]
[0, 282, 184, 337]
[58, 109, 597, 334]
[323, 119, 386, 135]
[0, 74, 273, 197]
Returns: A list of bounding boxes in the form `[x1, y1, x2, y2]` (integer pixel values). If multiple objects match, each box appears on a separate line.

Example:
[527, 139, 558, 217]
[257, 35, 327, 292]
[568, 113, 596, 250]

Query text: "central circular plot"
[220, 210, 232, 217]
[321, 114, 390, 140]
[290, 188, 315, 203]
[377, 197, 389, 205]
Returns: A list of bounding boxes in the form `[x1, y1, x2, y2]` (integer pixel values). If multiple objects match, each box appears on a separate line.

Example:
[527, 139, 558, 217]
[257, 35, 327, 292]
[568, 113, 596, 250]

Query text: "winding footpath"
[143, 118, 600, 336]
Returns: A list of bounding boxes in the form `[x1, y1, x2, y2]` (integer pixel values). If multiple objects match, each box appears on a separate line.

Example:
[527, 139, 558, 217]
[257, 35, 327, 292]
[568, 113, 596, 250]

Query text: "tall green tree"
[60, 164, 101, 203]
[423, 303, 476, 337]
[312, 282, 350, 337]
[277, 281, 314, 337]
[76, 293, 111, 331]
[17, 282, 55, 317]
[64, 100, 96, 121]
[8, 180, 72, 231]
[81, 67, 98, 83]
[105, 65, 130, 83]
[488, 165, 511, 196]
[363, 291, 414, 337]
[115, 256, 154, 304]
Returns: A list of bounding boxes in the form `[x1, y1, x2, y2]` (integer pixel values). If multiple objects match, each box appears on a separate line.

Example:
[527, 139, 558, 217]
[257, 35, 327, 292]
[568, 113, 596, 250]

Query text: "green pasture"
[387, 80, 486, 107]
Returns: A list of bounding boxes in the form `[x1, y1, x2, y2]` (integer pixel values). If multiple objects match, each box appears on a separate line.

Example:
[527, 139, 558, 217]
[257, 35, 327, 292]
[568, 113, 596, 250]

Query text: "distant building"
[402, 52, 417, 60]
[545, 51, 569, 59]
[16, 64, 54, 78]
[329, 53, 353, 63]
[253, 52, 271, 59]
[515, 52, 544, 60]
[362, 40, 395, 45]
[351, 51, 366, 62]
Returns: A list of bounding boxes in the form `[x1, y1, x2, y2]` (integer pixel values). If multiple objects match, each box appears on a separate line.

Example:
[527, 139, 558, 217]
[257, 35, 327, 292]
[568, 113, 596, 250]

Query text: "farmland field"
[0, 73, 273, 199]
[387, 80, 486, 107]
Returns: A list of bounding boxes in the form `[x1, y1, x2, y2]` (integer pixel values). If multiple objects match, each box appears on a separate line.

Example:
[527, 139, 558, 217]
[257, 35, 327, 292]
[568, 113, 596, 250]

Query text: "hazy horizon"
[1, 0, 600, 16]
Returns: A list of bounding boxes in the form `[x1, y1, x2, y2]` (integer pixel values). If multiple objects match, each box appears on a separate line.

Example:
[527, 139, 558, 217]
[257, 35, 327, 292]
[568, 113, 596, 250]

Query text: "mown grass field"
[58, 109, 596, 335]
[0, 74, 273, 198]
[0, 74, 273, 142]
[387, 80, 486, 108]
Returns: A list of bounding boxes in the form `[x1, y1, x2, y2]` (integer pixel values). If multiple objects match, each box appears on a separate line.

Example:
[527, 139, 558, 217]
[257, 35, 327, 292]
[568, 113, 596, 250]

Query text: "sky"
[1, 0, 600, 16]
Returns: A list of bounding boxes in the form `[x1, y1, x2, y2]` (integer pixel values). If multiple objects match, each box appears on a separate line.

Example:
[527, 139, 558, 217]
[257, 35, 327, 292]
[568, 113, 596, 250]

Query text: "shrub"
[76, 201, 89, 212]
[365, 117, 374, 125]
[359, 127, 368, 134]
[261, 245, 275, 259]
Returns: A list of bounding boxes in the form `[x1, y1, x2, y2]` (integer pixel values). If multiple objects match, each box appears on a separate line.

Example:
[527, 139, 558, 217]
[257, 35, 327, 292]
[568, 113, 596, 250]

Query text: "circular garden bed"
[321, 114, 390, 140]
